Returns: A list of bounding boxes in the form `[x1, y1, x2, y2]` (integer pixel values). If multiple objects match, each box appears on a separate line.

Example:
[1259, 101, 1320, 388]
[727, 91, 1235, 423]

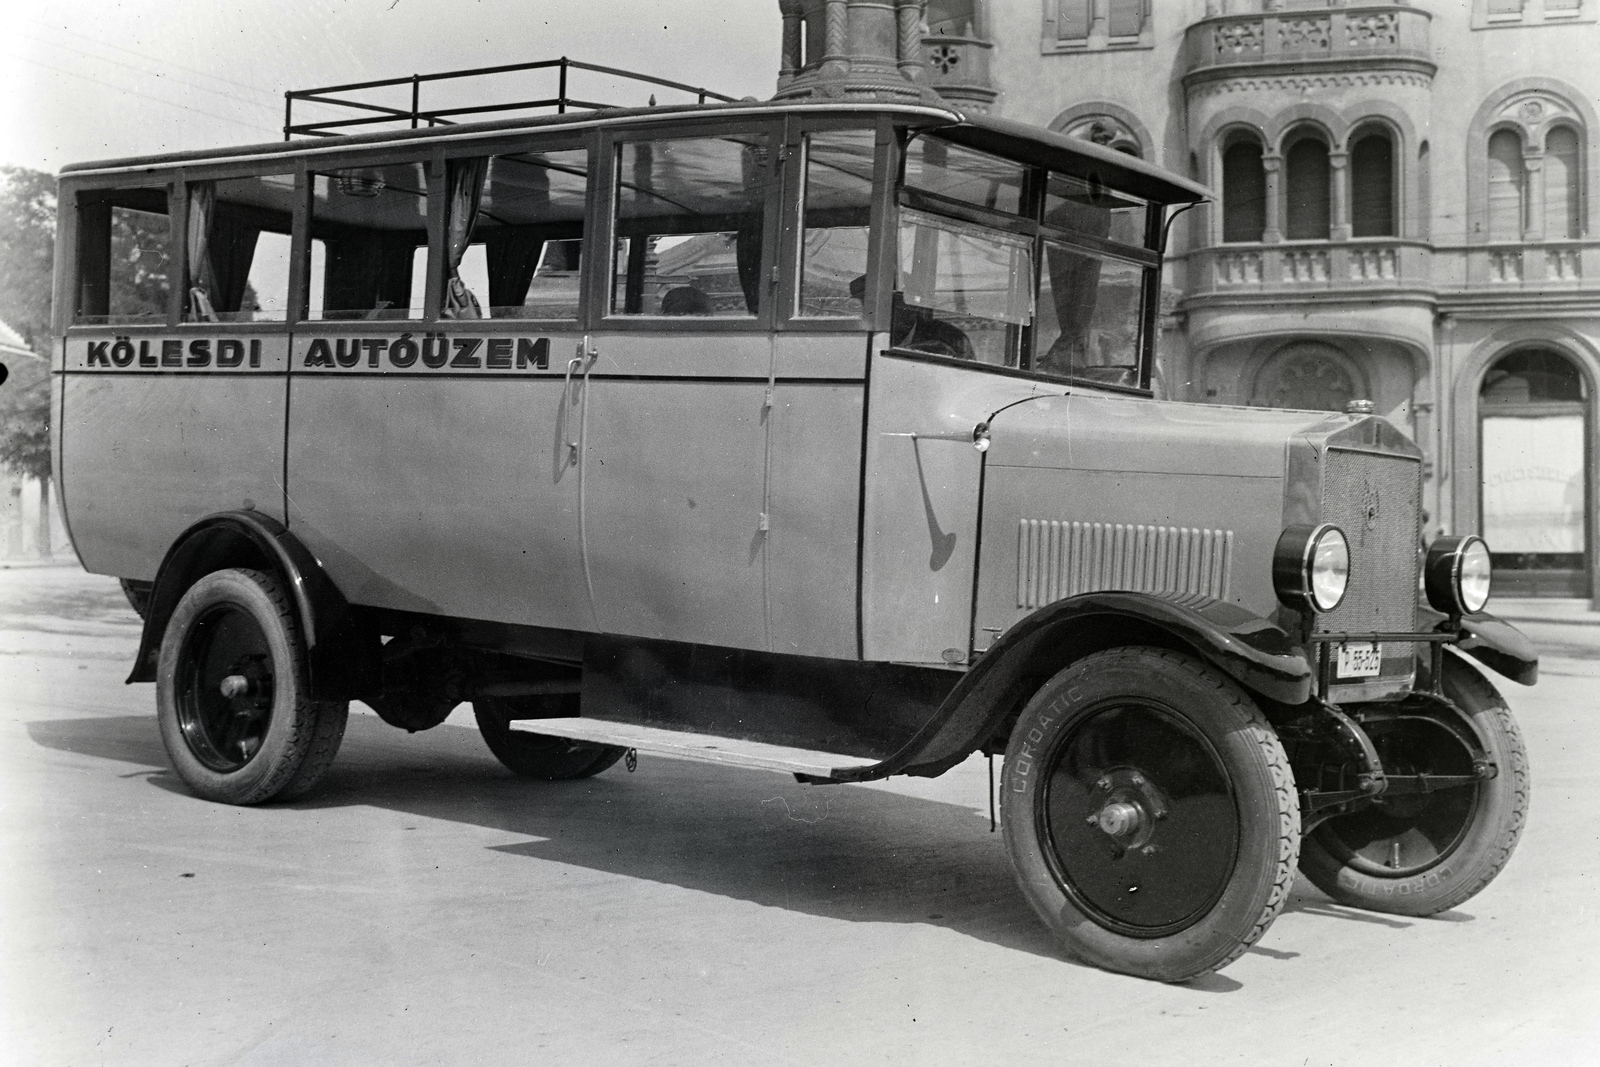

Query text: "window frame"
[593, 117, 788, 334]
[434, 132, 594, 328]
[891, 130, 1163, 395]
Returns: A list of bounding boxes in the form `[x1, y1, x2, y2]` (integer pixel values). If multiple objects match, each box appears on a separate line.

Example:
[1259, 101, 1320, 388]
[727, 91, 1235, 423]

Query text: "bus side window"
[797, 129, 875, 319]
[183, 174, 295, 323]
[447, 148, 588, 320]
[308, 165, 428, 321]
[74, 187, 172, 326]
[610, 134, 773, 319]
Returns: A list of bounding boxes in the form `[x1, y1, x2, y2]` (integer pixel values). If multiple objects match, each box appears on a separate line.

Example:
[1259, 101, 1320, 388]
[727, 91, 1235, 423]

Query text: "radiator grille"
[1318, 448, 1422, 670]
[1017, 521, 1233, 609]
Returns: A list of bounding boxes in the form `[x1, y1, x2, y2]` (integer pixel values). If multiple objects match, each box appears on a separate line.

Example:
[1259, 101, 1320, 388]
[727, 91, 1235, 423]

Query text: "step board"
[509, 717, 880, 778]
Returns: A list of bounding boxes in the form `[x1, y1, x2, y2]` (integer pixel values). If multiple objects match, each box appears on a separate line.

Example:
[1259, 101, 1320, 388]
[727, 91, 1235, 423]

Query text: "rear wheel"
[156, 568, 347, 804]
[1298, 651, 1528, 916]
[1001, 647, 1300, 982]
[474, 695, 625, 780]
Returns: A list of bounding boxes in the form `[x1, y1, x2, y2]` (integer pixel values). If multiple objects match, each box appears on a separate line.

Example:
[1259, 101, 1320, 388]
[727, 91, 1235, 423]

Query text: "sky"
[1, 0, 783, 173]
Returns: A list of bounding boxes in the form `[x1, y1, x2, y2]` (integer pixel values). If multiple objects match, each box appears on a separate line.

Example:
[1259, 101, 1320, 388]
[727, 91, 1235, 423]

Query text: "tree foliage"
[0, 166, 56, 482]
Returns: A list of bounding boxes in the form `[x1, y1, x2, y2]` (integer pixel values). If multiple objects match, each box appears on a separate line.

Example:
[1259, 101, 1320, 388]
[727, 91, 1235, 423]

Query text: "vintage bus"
[47, 83, 1537, 982]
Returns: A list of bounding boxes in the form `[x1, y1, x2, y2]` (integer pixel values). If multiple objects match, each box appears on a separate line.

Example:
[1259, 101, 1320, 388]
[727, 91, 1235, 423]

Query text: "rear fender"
[825, 591, 1311, 782]
[126, 511, 376, 699]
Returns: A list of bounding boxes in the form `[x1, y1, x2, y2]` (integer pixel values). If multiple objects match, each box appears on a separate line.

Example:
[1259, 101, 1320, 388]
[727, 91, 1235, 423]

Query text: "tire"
[156, 568, 347, 804]
[473, 694, 625, 780]
[1001, 647, 1300, 982]
[1298, 650, 1528, 916]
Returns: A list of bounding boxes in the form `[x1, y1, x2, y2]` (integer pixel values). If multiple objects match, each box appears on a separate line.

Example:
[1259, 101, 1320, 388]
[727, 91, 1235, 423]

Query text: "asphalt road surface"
[2, 564, 1597, 1066]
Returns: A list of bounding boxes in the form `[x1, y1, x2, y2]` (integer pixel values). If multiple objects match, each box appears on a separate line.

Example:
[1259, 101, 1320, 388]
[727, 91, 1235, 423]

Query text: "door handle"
[563, 338, 598, 466]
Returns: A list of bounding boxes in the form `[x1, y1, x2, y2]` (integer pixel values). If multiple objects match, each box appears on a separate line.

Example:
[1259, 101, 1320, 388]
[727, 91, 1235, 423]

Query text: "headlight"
[1273, 523, 1350, 614]
[1425, 535, 1493, 616]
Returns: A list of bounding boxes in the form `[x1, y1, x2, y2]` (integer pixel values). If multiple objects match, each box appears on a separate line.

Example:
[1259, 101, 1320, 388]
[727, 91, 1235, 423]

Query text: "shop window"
[1350, 131, 1396, 238]
[75, 187, 172, 325]
[1284, 136, 1330, 241]
[798, 130, 875, 318]
[1487, 129, 1525, 242]
[307, 163, 429, 320]
[1545, 126, 1582, 240]
[611, 134, 774, 319]
[184, 174, 295, 323]
[1221, 137, 1265, 244]
[1480, 349, 1589, 594]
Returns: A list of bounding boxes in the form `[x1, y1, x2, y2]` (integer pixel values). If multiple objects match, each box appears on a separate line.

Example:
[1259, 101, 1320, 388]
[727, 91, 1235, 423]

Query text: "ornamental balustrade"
[1184, 4, 1431, 82]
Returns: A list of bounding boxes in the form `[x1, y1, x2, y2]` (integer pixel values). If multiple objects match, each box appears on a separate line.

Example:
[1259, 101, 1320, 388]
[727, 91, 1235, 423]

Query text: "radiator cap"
[1345, 399, 1375, 415]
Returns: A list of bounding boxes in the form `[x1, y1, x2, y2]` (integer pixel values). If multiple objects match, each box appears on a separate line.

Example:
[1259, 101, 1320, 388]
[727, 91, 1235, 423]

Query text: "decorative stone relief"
[1250, 342, 1363, 412]
[1213, 20, 1263, 58]
[1060, 115, 1142, 157]
[1279, 17, 1331, 52]
[1346, 13, 1399, 47]
[1496, 91, 1578, 132]
[1189, 71, 1432, 97]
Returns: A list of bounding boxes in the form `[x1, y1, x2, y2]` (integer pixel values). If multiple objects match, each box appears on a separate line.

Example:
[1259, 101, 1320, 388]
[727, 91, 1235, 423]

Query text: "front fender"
[1419, 606, 1539, 686]
[127, 511, 375, 699]
[824, 591, 1310, 782]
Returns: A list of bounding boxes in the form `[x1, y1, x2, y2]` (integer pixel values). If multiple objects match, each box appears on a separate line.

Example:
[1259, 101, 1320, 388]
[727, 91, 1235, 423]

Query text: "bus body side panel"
[580, 332, 770, 650]
[859, 349, 1056, 666]
[284, 328, 591, 629]
[59, 332, 289, 581]
[766, 333, 869, 661]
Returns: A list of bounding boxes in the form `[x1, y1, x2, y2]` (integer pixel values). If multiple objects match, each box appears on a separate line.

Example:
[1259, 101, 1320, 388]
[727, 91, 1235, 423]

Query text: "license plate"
[1336, 642, 1383, 678]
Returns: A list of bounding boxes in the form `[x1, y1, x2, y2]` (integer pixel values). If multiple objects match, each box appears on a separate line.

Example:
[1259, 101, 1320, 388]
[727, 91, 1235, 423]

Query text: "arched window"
[1284, 135, 1330, 240]
[1221, 135, 1265, 243]
[1350, 130, 1396, 238]
[1487, 128, 1525, 241]
[1545, 126, 1582, 239]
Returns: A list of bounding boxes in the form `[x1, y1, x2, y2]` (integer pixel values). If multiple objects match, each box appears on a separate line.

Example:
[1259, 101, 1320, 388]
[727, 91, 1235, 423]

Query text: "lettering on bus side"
[299, 335, 552, 372]
[78, 337, 265, 370]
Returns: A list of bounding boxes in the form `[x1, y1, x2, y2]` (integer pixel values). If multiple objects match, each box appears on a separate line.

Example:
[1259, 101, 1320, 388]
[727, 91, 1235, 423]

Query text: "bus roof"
[59, 99, 1211, 204]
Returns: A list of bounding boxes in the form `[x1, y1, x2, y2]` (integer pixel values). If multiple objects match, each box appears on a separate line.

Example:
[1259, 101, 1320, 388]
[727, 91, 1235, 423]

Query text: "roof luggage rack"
[283, 56, 738, 140]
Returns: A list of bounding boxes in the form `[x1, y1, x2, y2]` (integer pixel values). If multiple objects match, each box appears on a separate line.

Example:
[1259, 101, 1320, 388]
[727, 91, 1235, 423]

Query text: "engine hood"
[984, 391, 1349, 478]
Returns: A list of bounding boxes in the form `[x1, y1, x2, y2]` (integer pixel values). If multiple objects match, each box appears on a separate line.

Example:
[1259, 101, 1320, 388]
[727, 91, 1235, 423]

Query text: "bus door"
[859, 166, 1045, 667]
[577, 130, 783, 650]
[285, 151, 595, 631]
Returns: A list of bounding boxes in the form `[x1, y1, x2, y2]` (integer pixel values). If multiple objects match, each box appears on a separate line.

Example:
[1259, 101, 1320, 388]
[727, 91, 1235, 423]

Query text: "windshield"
[895, 134, 1158, 389]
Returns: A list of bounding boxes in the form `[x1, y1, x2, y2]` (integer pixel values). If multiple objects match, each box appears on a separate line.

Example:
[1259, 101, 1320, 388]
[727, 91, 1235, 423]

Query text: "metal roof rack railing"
[283, 56, 738, 139]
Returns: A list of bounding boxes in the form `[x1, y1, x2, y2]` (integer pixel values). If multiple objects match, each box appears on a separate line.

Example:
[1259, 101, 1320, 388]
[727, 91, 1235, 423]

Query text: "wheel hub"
[1041, 702, 1240, 936]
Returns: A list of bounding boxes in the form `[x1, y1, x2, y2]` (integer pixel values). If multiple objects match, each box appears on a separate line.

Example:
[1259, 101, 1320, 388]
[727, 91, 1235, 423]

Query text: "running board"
[508, 717, 879, 778]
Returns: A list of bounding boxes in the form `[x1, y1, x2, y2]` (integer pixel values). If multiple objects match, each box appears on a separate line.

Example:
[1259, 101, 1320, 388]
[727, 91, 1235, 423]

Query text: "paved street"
[2, 563, 1597, 1067]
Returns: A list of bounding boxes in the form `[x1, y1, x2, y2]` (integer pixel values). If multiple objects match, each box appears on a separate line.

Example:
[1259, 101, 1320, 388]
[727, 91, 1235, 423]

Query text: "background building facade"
[922, 0, 1600, 600]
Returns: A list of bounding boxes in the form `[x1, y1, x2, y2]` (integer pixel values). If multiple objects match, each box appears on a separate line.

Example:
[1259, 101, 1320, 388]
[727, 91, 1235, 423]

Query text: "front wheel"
[1001, 647, 1301, 982]
[156, 568, 347, 804]
[1298, 650, 1528, 916]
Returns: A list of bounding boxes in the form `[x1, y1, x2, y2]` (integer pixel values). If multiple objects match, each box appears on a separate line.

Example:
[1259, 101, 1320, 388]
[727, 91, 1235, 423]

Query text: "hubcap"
[1040, 702, 1239, 937]
[175, 603, 276, 772]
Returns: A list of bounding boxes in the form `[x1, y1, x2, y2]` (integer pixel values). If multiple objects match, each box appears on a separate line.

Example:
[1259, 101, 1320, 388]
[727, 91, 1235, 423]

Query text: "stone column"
[1524, 150, 1545, 242]
[778, 0, 805, 89]
[1263, 151, 1284, 243]
[822, 0, 850, 82]
[897, 0, 926, 86]
[1330, 149, 1351, 241]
